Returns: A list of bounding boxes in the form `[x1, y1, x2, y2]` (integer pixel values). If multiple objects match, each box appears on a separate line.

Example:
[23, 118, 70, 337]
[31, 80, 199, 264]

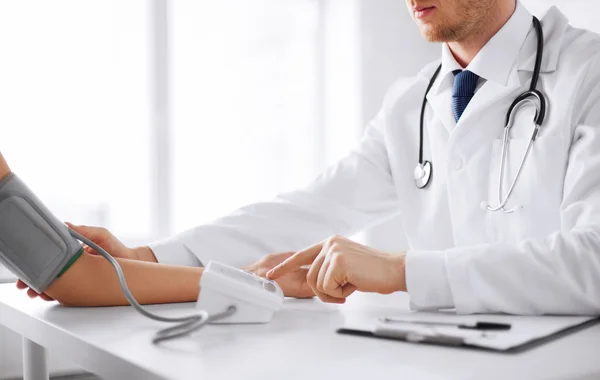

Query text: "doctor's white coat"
[151, 4, 600, 315]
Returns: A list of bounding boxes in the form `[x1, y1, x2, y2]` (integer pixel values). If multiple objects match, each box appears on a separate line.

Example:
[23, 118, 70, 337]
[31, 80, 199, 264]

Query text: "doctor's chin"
[1, 0, 600, 379]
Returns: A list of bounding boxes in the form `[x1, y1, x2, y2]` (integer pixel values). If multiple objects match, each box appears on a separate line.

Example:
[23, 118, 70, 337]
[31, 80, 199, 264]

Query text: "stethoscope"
[415, 16, 547, 213]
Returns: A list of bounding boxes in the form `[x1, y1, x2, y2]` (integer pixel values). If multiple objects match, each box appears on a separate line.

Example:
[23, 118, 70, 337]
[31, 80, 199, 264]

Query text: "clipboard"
[337, 312, 599, 353]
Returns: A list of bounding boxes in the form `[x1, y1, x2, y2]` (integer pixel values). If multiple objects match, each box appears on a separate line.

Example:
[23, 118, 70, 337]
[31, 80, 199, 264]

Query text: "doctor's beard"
[408, 0, 503, 43]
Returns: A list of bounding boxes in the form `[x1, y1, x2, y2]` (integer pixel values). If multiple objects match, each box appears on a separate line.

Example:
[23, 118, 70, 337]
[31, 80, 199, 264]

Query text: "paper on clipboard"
[338, 312, 598, 352]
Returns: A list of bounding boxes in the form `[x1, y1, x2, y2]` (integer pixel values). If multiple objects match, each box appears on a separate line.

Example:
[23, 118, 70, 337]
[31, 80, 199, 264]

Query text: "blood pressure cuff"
[0, 173, 83, 293]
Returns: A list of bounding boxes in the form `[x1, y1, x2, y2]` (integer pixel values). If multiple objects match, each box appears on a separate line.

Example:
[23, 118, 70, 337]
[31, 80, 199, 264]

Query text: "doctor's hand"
[243, 252, 315, 299]
[267, 236, 407, 304]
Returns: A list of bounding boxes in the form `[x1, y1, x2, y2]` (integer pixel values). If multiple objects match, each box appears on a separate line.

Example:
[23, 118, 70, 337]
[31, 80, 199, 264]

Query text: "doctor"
[16, 0, 600, 314]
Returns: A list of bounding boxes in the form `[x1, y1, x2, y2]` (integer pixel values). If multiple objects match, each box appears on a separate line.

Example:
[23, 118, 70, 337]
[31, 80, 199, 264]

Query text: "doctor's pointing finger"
[267, 236, 407, 302]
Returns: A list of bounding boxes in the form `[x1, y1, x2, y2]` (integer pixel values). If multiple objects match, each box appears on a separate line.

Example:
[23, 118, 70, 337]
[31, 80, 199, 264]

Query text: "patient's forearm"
[46, 253, 203, 307]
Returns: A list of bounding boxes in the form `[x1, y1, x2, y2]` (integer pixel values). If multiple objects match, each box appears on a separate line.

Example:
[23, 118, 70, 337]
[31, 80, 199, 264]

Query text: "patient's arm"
[46, 253, 203, 306]
[0, 151, 202, 307]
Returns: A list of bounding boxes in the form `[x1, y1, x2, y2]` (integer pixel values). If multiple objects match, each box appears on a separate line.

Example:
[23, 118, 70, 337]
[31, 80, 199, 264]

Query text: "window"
[170, 0, 323, 231]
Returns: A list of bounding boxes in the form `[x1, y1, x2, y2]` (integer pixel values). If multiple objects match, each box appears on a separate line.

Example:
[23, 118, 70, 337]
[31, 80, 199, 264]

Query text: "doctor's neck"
[411, 0, 517, 68]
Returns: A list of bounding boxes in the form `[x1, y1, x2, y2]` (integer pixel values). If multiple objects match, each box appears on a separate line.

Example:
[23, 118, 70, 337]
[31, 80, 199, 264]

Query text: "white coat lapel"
[417, 61, 457, 134]
[452, 73, 530, 153]
[427, 84, 457, 134]
[517, 6, 566, 74]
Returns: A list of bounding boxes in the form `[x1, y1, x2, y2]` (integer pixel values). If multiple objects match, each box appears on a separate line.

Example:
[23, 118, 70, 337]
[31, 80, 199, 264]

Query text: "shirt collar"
[432, 1, 532, 95]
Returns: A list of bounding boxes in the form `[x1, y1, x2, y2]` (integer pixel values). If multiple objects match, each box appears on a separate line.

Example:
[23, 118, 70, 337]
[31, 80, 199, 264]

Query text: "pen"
[380, 317, 511, 331]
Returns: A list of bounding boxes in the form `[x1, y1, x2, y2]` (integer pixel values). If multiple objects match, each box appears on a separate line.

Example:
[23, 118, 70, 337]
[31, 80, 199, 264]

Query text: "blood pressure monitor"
[198, 261, 284, 324]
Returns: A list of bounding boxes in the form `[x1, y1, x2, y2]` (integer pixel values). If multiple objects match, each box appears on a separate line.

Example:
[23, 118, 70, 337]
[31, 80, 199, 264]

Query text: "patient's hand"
[66, 223, 137, 260]
[16, 279, 55, 301]
[67, 223, 157, 263]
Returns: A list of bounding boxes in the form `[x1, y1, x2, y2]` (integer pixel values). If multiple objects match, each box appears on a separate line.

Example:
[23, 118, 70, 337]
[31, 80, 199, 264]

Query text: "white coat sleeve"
[149, 112, 398, 268]
[407, 56, 600, 315]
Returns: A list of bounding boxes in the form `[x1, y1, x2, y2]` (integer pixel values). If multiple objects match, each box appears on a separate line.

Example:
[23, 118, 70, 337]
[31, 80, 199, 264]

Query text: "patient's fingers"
[39, 293, 55, 302]
[17, 280, 55, 301]
[16, 279, 28, 289]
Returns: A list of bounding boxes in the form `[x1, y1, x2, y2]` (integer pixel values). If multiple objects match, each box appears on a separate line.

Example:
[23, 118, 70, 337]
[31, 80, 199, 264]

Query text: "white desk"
[1, 284, 599, 380]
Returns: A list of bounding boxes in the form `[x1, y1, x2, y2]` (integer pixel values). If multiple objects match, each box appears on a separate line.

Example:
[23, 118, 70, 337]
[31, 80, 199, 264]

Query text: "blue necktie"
[452, 70, 479, 122]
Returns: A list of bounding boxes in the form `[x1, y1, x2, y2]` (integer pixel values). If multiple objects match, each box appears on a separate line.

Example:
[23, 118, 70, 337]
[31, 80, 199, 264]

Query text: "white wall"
[360, 0, 439, 127]
[522, 0, 600, 32]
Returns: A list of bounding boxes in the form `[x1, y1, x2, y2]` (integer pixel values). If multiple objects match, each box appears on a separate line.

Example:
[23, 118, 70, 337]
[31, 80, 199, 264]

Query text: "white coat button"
[455, 159, 464, 170]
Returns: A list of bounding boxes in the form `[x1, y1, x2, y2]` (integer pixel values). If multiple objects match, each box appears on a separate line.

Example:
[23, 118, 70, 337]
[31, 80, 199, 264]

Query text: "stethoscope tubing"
[416, 16, 547, 214]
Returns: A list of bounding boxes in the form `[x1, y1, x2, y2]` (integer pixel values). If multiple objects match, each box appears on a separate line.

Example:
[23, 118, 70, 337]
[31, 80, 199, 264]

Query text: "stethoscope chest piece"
[414, 161, 432, 189]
